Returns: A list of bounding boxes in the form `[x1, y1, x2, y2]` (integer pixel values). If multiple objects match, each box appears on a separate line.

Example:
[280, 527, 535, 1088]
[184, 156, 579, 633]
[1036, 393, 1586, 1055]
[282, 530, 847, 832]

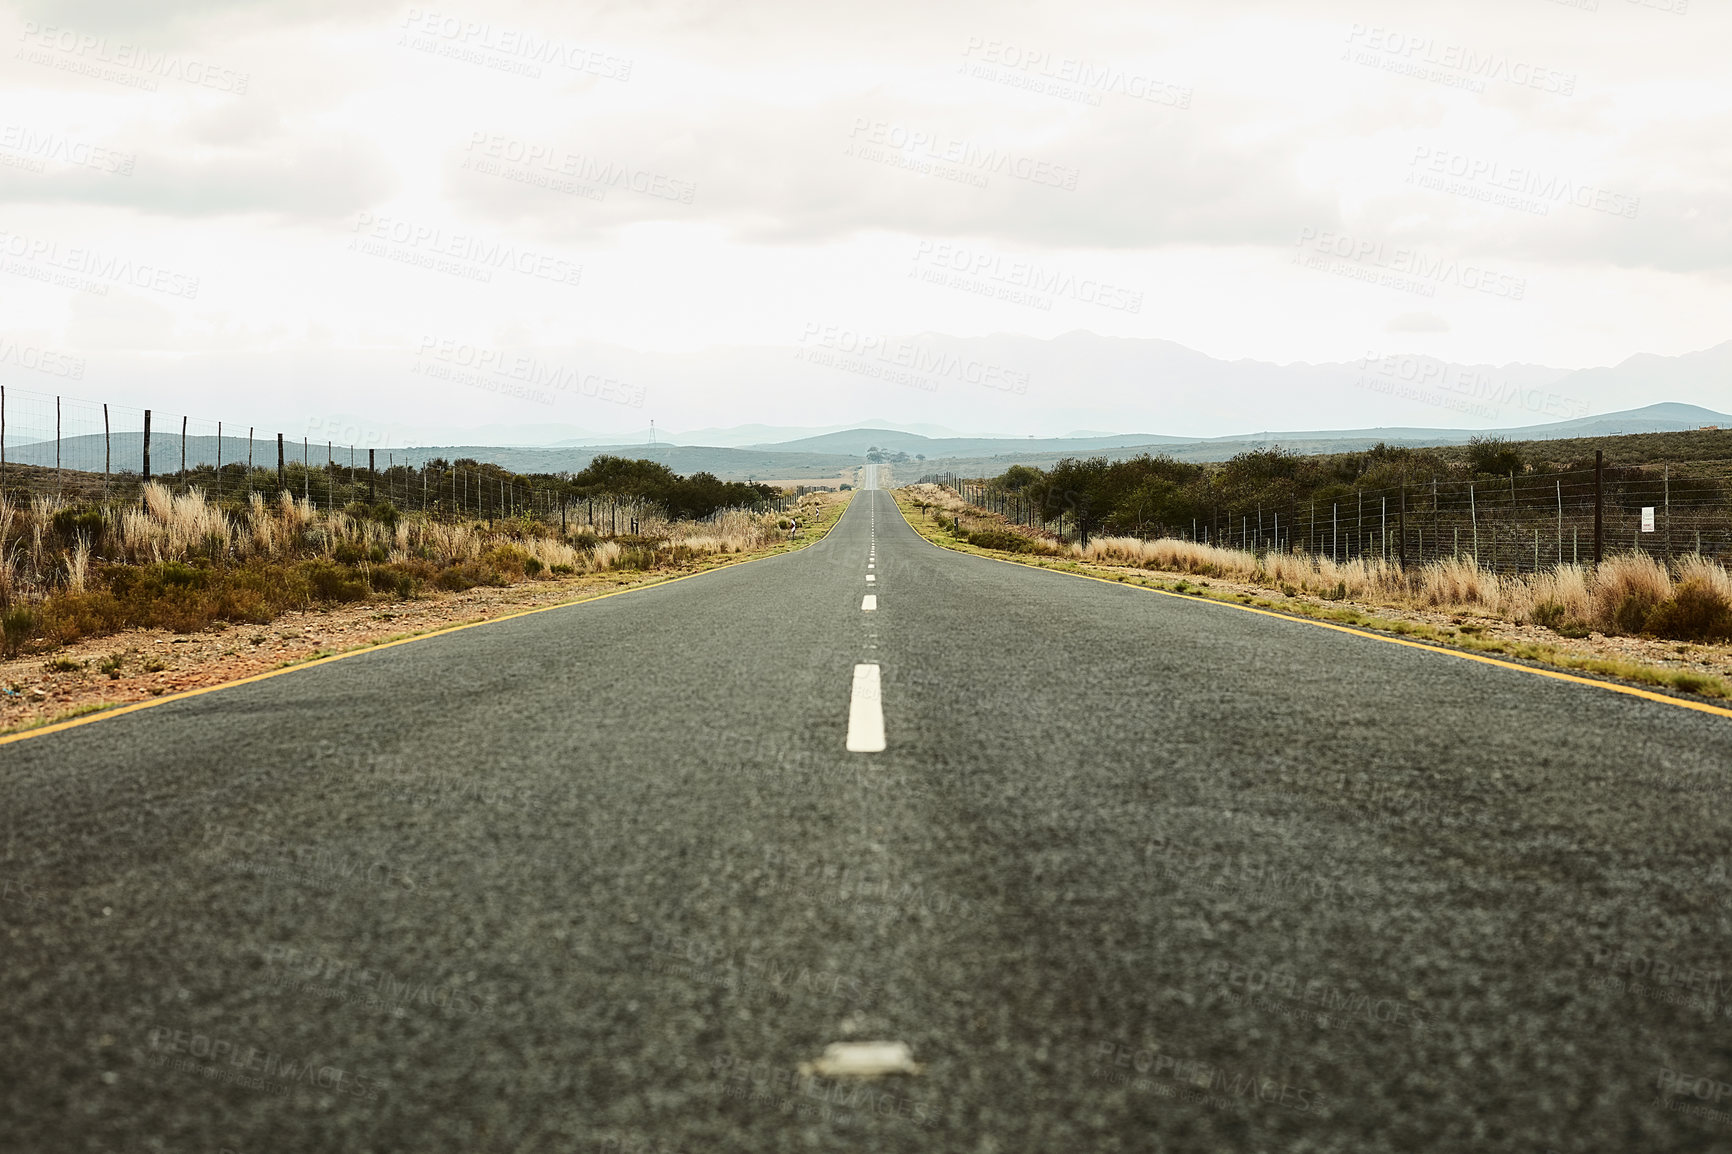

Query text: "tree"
[995, 464, 1042, 491]
[1466, 436, 1524, 477]
[1037, 457, 1116, 544]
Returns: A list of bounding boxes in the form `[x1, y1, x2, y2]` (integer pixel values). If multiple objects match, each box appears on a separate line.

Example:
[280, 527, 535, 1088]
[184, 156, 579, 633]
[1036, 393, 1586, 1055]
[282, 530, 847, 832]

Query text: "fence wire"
[929, 461, 1732, 573]
[0, 383, 787, 527]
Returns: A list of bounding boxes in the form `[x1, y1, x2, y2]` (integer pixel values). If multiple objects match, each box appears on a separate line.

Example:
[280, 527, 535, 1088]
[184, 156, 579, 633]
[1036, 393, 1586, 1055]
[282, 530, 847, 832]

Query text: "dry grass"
[910, 482, 1732, 643]
[1592, 553, 1673, 634]
[0, 484, 795, 655]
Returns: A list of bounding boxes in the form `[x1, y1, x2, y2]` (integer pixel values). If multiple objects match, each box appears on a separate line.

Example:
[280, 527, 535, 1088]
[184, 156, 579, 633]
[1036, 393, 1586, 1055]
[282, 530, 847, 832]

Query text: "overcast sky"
[1, 0, 1726, 442]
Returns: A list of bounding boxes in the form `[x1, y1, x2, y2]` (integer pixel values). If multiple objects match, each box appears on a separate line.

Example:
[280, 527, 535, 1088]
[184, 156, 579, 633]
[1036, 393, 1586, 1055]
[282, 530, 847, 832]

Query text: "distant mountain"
[671, 419, 965, 448]
[745, 427, 1186, 456]
[38, 332, 1732, 448]
[8, 401, 1726, 483]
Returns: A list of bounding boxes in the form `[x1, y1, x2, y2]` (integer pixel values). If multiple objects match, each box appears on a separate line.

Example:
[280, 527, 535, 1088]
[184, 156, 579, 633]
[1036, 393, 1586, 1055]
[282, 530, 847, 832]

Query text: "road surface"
[5, 468, 1732, 1153]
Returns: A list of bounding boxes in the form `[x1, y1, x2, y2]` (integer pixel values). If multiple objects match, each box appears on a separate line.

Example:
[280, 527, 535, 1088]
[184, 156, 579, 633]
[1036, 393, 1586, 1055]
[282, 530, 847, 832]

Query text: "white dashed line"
[846, 664, 885, 752]
[866, 574, 875, 582]
[862, 595, 877, 611]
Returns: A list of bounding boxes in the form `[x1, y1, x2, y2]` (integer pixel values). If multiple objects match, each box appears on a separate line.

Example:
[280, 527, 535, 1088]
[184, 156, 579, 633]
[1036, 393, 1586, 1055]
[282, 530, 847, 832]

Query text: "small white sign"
[1641, 506, 1656, 532]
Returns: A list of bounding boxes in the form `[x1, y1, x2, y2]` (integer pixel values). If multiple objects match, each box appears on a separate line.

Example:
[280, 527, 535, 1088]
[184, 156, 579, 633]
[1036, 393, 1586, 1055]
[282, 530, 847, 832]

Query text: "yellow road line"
[0, 495, 854, 749]
[892, 495, 1732, 723]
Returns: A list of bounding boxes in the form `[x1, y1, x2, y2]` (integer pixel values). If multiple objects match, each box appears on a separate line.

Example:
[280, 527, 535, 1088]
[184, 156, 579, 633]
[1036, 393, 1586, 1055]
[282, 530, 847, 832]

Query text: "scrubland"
[0, 485, 801, 656]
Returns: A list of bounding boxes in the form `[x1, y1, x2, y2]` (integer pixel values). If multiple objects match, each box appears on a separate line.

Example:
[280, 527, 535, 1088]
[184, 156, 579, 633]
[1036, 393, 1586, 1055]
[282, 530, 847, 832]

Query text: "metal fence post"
[143, 409, 152, 481]
[1398, 483, 1406, 568]
[1593, 450, 1604, 566]
[1664, 463, 1671, 561]
[277, 433, 285, 493]
[1469, 482, 1478, 564]
[368, 449, 376, 502]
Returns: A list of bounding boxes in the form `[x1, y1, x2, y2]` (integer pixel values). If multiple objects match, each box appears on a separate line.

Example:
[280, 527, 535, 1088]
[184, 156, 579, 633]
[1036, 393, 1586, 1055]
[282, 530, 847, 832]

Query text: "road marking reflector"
[846, 664, 885, 752]
[862, 595, 877, 611]
[801, 1041, 922, 1079]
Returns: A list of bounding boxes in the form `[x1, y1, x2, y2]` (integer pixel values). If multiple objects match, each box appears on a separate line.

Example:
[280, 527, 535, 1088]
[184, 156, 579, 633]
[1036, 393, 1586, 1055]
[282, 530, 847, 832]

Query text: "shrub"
[1592, 554, 1671, 635]
[38, 591, 127, 645]
[1646, 577, 1732, 642]
[301, 560, 370, 603]
[434, 562, 507, 592]
[3, 606, 38, 657]
[481, 544, 530, 580]
[52, 506, 105, 544]
[157, 561, 208, 589]
[965, 527, 1044, 553]
[435, 567, 476, 592]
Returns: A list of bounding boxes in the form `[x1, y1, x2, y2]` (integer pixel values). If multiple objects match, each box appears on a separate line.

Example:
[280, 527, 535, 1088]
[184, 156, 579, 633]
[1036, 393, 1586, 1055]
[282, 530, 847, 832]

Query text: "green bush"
[301, 560, 370, 603]
[1646, 578, 1732, 642]
[3, 606, 38, 657]
[1611, 590, 1663, 635]
[1531, 600, 1567, 629]
[481, 544, 530, 579]
[435, 567, 476, 592]
[52, 506, 106, 544]
[964, 527, 1041, 553]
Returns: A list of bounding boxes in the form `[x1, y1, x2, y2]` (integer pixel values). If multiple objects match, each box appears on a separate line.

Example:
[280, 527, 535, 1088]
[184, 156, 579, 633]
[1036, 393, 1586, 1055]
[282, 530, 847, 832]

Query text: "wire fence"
[0, 383, 788, 530]
[926, 456, 1732, 573]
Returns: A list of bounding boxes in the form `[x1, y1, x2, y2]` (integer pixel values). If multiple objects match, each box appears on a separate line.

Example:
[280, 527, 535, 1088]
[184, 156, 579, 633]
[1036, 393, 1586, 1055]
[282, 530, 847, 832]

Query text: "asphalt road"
[6, 470, 1732, 1153]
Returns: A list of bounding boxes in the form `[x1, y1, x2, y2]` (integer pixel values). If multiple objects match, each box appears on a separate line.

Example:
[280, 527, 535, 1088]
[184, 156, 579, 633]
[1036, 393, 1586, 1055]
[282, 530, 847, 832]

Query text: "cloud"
[1386, 312, 1449, 332]
[0, 138, 394, 220]
[445, 97, 1338, 250]
[8, 0, 397, 37]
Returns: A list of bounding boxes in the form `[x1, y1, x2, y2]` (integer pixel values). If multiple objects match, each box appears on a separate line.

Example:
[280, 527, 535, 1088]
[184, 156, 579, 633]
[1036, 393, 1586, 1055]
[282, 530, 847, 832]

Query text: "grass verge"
[0, 493, 852, 739]
[892, 488, 1732, 703]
